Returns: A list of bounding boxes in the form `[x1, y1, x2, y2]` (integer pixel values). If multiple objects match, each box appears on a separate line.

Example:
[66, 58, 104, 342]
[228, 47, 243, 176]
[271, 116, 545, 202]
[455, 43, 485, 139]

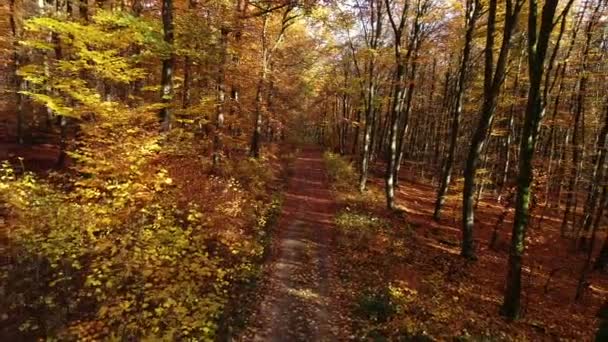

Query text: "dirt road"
[240, 148, 347, 341]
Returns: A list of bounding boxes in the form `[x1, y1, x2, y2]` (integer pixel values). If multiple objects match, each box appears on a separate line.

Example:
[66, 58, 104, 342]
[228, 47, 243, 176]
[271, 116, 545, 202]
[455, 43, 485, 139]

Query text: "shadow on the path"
[248, 148, 335, 342]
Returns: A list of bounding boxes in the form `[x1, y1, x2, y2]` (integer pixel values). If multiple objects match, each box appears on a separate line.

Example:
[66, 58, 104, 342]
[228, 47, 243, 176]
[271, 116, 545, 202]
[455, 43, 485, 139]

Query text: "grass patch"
[335, 209, 388, 252]
[335, 210, 387, 232]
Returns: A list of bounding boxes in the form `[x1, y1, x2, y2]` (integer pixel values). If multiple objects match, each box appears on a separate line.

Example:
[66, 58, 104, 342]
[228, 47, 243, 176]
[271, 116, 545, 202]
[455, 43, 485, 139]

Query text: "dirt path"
[240, 148, 346, 341]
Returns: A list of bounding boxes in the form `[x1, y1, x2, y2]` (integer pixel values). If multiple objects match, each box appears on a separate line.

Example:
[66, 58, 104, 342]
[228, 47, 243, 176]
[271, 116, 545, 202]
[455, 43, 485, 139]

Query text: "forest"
[1, 0, 608, 340]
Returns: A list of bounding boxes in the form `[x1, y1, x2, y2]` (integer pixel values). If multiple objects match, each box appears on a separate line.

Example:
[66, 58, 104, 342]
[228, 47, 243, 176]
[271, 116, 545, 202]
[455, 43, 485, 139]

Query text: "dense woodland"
[1, 0, 608, 340]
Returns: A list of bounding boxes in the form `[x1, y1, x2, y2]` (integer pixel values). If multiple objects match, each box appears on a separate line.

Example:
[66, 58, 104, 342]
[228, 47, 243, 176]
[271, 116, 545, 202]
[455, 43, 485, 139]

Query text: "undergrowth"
[323, 151, 383, 206]
[0, 133, 290, 340]
[323, 151, 357, 190]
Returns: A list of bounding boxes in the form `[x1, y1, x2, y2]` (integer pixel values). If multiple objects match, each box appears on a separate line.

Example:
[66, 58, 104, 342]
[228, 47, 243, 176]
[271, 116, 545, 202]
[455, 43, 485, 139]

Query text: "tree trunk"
[359, 95, 375, 191]
[576, 186, 607, 300]
[79, 0, 89, 20]
[461, 0, 522, 259]
[498, 54, 523, 201]
[213, 27, 228, 168]
[501, 0, 562, 320]
[434, 0, 479, 220]
[10, 0, 25, 144]
[575, 1, 603, 247]
[159, 0, 174, 132]
[386, 63, 406, 209]
[352, 109, 361, 155]
[383, 0, 410, 208]
[358, 0, 383, 192]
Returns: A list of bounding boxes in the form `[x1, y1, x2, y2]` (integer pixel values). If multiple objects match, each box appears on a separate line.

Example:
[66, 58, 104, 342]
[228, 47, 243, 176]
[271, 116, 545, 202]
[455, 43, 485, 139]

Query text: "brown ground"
[239, 147, 350, 341]
[0, 143, 63, 172]
[3, 142, 605, 339]
[330, 159, 608, 340]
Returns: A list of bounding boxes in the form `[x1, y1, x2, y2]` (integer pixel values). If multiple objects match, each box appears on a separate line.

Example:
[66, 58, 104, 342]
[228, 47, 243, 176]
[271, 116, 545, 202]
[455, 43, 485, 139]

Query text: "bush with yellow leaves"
[0, 119, 286, 341]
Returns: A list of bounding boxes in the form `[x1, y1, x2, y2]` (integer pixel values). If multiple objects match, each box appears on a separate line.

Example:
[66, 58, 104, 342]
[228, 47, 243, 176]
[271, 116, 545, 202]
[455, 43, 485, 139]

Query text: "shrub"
[335, 210, 387, 232]
[323, 151, 357, 190]
[356, 288, 397, 323]
[0, 152, 280, 340]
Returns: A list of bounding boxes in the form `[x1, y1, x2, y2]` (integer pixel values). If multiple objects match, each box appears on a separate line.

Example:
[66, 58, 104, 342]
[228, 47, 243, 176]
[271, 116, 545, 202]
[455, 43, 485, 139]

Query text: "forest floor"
[239, 147, 350, 341]
[2, 143, 607, 340]
[0, 142, 61, 172]
[323, 154, 608, 340]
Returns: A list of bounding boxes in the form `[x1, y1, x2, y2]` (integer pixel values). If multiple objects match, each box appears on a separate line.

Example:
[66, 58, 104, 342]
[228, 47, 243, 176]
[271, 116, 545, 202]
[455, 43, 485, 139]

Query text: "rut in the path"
[240, 148, 343, 341]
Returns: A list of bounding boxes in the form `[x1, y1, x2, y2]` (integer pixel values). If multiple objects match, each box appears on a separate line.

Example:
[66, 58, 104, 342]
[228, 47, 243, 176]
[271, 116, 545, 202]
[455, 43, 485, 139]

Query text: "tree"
[250, 4, 299, 158]
[9, 0, 25, 144]
[355, 0, 384, 192]
[461, 0, 524, 259]
[433, 0, 481, 220]
[384, 0, 410, 210]
[501, 0, 572, 319]
[384, 0, 431, 210]
[159, 0, 175, 132]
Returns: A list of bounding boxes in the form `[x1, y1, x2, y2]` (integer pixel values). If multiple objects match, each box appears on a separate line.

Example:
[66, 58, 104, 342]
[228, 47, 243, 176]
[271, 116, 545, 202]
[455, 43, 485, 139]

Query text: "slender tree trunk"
[384, 0, 410, 209]
[462, 0, 522, 259]
[575, 2, 603, 247]
[501, 0, 563, 320]
[576, 185, 607, 300]
[434, 0, 479, 220]
[159, 0, 174, 132]
[358, 0, 383, 192]
[544, 77, 566, 205]
[592, 104, 608, 271]
[498, 54, 523, 201]
[394, 67, 416, 186]
[359, 94, 375, 191]
[561, 1, 600, 235]
[251, 7, 293, 157]
[10, 0, 25, 144]
[369, 97, 380, 162]
[251, 14, 270, 158]
[352, 109, 361, 155]
[213, 27, 228, 168]
[340, 68, 349, 155]
[395, 11, 426, 175]
[386, 63, 406, 209]
[475, 133, 493, 208]
[562, 86, 584, 236]
[581, 107, 608, 247]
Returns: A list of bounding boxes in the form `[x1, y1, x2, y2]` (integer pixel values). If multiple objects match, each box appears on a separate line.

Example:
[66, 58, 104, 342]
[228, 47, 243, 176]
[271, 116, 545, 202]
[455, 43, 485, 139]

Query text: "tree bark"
[384, 0, 409, 209]
[501, 0, 564, 320]
[251, 6, 294, 157]
[358, 0, 383, 192]
[10, 0, 25, 144]
[461, 0, 523, 259]
[213, 27, 228, 168]
[159, 0, 175, 132]
[434, 0, 480, 220]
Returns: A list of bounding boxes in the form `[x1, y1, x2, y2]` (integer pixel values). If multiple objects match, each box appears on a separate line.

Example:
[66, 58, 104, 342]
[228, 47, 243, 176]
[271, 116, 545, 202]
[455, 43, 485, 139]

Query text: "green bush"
[323, 151, 357, 190]
[223, 157, 274, 196]
[356, 288, 397, 323]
